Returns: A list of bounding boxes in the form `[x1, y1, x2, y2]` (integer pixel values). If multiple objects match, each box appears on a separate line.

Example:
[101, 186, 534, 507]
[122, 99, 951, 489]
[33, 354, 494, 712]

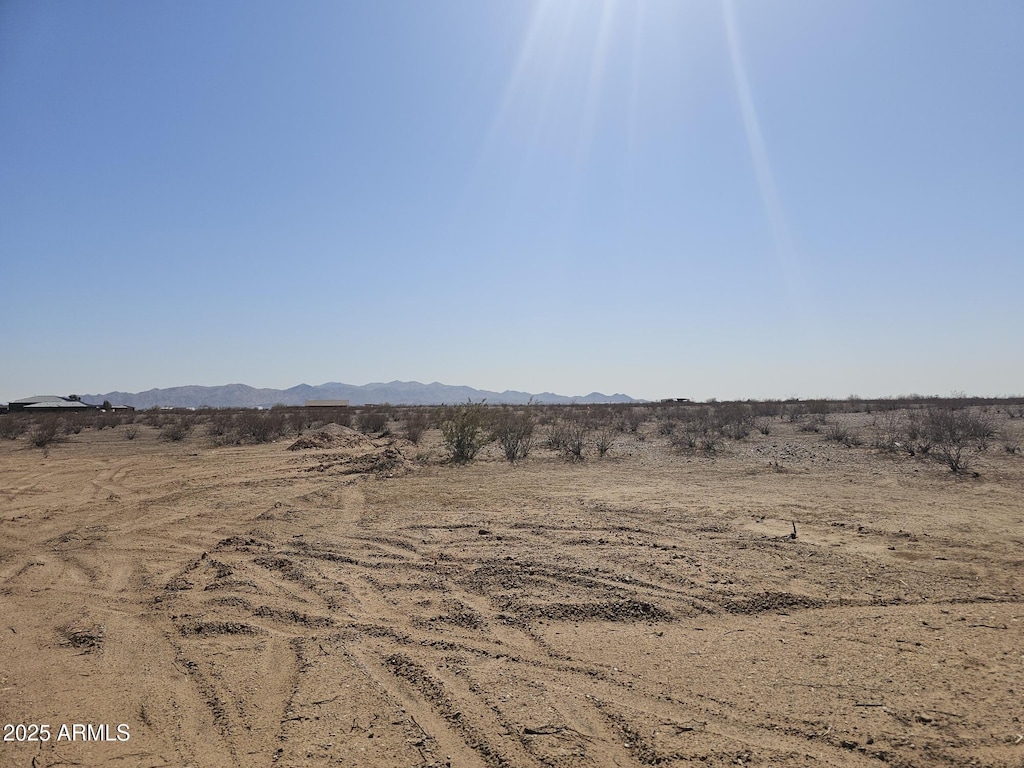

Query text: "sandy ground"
[1, 414, 1022, 768]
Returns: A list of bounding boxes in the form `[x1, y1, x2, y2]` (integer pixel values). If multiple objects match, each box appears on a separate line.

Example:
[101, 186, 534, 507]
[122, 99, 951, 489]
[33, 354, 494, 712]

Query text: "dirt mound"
[288, 423, 378, 451]
[289, 424, 415, 477]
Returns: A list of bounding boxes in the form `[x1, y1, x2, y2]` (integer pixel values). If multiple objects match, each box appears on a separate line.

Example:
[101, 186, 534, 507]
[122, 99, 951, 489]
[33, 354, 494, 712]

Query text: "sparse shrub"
[622, 408, 645, 433]
[922, 406, 990, 474]
[160, 417, 191, 442]
[757, 419, 772, 436]
[1003, 426, 1021, 454]
[561, 422, 589, 462]
[207, 411, 234, 441]
[798, 414, 826, 433]
[357, 408, 389, 435]
[594, 425, 616, 458]
[30, 418, 65, 448]
[123, 424, 139, 441]
[440, 401, 490, 463]
[697, 432, 721, 454]
[717, 403, 754, 440]
[544, 420, 567, 451]
[0, 417, 28, 440]
[825, 422, 862, 447]
[671, 429, 698, 450]
[236, 410, 288, 444]
[873, 411, 905, 452]
[402, 410, 431, 445]
[491, 408, 534, 463]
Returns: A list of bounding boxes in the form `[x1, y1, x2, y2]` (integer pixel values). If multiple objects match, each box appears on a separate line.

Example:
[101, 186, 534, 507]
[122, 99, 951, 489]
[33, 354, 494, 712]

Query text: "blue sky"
[2, 0, 1021, 402]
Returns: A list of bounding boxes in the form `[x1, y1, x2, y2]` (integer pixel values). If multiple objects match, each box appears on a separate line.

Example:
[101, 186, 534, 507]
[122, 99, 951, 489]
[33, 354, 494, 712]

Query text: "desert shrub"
[656, 416, 676, 437]
[698, 432, 722, 453]
[825, 422, 862, 447]
[206, 411, 234, 440]
[798, 414, 826, 433]
[491, 408, 534, 463]
[30, 418, 65, 448]
[921, 406, 990, 474]
[622, 407, 645, 433]
[594, 425, 616, 458]
[1003, 426, 1021, 454]
[237, 410, 288, 444]
[310, 406, 351, 429]
[123, 424, 139, 441]
[93, 413, 120, 431]
[757, 419, 772, 436]
[544, 420, 567, 451]
[718, 403, 753, 440]
[671, 429, 698, 450]
[440, 401, 490, 463]
[670, 408, 722, 454]
[561, 422, 589, 462]
[873, 411, 905, 452]
[402, 410, 431, 445]
[159, 417, 191, 442]
[357, 408, 389, 435]
[751, 400, 782, 418]
[0, 417, 28, 440]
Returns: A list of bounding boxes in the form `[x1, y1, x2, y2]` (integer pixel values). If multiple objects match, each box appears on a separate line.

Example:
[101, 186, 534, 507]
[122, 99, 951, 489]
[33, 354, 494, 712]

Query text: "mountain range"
[83, 381, 640, 409]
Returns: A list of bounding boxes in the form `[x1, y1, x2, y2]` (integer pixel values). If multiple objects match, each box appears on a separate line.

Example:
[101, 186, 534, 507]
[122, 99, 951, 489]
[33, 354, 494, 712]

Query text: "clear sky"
[2, 1, 1021, 402]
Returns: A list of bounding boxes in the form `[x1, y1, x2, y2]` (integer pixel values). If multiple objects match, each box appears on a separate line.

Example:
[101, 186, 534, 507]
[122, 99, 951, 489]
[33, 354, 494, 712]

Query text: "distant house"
[8, 395, 98, 412]
[305, 399, 349, 407]
[6, 395, 132, 413]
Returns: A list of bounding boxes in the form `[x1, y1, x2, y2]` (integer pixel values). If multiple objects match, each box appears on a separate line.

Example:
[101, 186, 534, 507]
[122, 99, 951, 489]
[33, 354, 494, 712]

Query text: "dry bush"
[30, 418, 65, 448]
[671, 409, 721, 454]
[236, 410, 289, 444]
[491, 408, 535, 463]
[123, 424, 139, 441]
[594, 425, 616, 458]
[873, 411, 905, 452]
[825, 422, 862, 447]
[561, 422, 589, 462]
[0, 416, 28, 440]
[402, 410, 431, 445]
[357, 408, 389, 435]
[440, 401, 490, 463]
[206, 411, 235, 441]
[159, 417, 192, 442]
[544, 420, 567, 451]
[798, 414, 826, 433]
[718, 403, 753, 440]
[657, 415, 676, 436]
[1003, 425, 1021, 454]
[622, 407, 645, 433]
[308, 406, 351, 429]
[923, 406, 991, 474]
[757, 419, 772, 436]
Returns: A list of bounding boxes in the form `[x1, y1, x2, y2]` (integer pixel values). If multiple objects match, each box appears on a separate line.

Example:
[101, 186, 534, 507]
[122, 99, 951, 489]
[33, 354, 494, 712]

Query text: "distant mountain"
[83, 381, 641, 409]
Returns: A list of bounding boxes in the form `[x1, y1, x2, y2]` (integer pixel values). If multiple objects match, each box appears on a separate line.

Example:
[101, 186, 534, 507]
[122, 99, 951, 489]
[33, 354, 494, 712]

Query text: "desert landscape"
[1, 400, 1022, 768]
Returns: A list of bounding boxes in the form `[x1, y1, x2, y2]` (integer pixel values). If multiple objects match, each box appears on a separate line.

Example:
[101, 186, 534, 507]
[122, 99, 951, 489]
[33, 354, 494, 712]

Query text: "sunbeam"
[723, 0, 807, 306]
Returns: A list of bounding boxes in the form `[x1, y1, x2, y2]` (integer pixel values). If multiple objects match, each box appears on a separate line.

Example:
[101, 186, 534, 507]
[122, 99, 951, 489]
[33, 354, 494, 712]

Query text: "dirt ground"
[1, 412, 1022, 768]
